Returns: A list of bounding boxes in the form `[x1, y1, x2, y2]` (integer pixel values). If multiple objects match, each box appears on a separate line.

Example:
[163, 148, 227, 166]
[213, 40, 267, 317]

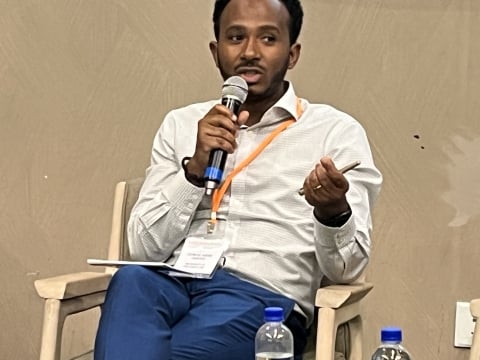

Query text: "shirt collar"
[216, 81, 304, 128]
[272, 81, 301, 120]
[253, 81, 304, 128]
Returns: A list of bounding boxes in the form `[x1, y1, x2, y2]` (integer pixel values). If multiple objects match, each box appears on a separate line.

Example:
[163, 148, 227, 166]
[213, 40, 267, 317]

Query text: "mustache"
[236, 62, 264, 72]
[237, 59, 262, 67]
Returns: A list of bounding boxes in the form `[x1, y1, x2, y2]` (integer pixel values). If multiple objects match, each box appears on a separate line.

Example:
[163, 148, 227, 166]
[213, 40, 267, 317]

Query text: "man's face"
[210, 0, 300, 101]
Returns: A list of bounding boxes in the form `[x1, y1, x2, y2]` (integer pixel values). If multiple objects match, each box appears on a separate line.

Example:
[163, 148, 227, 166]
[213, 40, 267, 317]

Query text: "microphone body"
[204, 76, 248, 195]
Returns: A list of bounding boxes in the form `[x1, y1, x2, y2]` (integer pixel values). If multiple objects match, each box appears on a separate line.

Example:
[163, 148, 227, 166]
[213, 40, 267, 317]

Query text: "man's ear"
[288, 43, 301, 69]
[209, 41, 219, 68]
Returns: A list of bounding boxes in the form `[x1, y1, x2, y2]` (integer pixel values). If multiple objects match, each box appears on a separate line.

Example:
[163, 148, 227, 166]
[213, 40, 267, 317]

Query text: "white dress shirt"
[127, 82, 382, 324]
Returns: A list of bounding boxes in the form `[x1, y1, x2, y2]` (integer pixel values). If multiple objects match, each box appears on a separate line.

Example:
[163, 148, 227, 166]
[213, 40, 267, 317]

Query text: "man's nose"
[241, 37, 260, 61]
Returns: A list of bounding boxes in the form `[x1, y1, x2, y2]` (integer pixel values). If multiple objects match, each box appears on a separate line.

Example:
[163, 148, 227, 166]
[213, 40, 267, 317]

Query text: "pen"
[297, 160, 361, 196]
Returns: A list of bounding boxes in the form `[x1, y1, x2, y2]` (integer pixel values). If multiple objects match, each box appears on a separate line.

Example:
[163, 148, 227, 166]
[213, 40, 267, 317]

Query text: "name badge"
[173, 236, 225, 278]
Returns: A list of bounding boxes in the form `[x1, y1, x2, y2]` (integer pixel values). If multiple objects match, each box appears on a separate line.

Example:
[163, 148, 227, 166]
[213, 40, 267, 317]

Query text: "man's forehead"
[220, 0, 289, 30]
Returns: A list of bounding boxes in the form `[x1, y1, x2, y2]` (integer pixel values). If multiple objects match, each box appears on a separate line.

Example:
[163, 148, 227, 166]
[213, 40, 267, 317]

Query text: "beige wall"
[1, 0, 479, 358]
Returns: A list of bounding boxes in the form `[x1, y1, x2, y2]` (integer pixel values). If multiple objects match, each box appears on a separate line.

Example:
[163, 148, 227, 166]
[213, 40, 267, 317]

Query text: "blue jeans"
[94, 266, 308, 360]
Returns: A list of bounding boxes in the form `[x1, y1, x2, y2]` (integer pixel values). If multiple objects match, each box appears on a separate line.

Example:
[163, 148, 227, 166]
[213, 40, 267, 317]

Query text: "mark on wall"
[442, 134, 480, 227]
[413, 134, 425, 149]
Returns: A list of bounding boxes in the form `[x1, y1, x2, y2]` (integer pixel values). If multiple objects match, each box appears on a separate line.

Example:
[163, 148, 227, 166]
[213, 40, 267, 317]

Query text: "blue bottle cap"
[264, 307, 284, 321]
[381, 327, 402, 342]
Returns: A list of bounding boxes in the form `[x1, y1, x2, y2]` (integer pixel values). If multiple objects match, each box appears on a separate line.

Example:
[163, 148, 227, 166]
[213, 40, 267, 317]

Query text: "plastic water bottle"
[255, 307, 294, 360]
[371, 327, 412, 360]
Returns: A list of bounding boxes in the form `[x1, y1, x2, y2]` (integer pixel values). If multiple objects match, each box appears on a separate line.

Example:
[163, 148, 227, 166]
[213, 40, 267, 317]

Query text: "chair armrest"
[470, 299, 480, 360]
[315, 282, 373, 309]
[471, 299, 480, 318]
[34, 272, 112, 300]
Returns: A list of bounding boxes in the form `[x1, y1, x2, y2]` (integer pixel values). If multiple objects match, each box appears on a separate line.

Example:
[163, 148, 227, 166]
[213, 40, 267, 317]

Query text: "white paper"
[173, 237, 224, 276]
[88, 237, 225, 279]
[87, 258, 176, 269]
[87, 258, 219, 278]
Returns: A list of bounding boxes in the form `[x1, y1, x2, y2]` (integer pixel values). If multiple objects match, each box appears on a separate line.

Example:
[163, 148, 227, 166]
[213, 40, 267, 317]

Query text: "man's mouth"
[238, 69, 262, 84]
[240, 71, 262, 84]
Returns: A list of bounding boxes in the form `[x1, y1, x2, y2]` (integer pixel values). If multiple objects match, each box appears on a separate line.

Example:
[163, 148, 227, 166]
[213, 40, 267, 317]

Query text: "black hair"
[212, 0, 304, 45]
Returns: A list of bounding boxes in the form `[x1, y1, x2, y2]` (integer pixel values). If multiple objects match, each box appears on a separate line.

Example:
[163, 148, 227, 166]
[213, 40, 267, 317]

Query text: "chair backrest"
[106, 178, 145, 270]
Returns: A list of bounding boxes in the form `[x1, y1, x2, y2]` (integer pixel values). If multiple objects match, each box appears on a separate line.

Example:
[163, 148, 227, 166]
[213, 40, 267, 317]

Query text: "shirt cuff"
[141, 170, 204, 229]
[314, 214, 356, 249]
[164, 170, 205, 208]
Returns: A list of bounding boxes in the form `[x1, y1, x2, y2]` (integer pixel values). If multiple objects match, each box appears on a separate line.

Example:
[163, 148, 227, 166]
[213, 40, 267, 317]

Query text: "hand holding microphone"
[203, 76, 248, 195]
[186, 76, 248, 195]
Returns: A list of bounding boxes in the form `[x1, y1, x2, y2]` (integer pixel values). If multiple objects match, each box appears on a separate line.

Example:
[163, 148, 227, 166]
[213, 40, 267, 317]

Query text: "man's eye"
[230, 35, 244, 41]
[262, 35, 276, 43]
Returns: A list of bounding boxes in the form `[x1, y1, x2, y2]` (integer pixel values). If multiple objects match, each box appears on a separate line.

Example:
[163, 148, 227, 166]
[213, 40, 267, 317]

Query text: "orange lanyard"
[208, 98, 303, 233]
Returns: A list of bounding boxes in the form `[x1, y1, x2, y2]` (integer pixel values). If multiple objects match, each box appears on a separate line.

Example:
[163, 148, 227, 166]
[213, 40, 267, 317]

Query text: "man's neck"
[242, 82, 289, 126]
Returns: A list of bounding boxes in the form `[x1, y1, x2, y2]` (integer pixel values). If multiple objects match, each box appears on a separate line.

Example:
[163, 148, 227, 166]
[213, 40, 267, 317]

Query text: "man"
[94, 0, 382, 359]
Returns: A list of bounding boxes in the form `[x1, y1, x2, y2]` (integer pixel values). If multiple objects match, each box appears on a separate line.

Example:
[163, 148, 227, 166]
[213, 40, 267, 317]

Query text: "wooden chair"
[34, 178, 373, 360]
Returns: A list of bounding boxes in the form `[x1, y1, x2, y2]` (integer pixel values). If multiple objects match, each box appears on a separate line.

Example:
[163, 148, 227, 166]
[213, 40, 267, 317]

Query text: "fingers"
[208, 104, 239, 132]
[201, 121, 237, 153]
[191, 104, 248, 170]
[312, 158, 341, 191]
[236, 110, 250, 127]
[199, 105, 240, 150]
[303, 156, 349, 203]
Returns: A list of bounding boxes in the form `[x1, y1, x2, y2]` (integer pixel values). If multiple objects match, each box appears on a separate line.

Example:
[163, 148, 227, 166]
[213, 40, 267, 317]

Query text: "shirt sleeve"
[127, 111, 205, 261]
[313, 119, 382, 283]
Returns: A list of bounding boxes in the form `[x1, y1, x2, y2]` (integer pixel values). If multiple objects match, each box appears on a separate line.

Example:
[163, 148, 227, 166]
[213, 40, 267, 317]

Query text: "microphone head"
[222, 76, 248, 104]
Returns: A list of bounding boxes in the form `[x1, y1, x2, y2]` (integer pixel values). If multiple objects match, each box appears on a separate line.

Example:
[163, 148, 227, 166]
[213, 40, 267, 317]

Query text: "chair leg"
[346, 316, 362, 360]
[39, 299, 64, 360]
[316, 307, 337, 360]
[38, 292, 107, 360]
[316, 303, 365, 360]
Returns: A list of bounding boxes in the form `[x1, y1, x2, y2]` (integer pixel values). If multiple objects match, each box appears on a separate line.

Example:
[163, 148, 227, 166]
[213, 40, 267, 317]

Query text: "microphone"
[204, 76, 248, 195]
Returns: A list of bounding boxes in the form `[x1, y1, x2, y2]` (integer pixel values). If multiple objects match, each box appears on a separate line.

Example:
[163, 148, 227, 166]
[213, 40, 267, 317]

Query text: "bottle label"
[255, 353, 293, 360]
